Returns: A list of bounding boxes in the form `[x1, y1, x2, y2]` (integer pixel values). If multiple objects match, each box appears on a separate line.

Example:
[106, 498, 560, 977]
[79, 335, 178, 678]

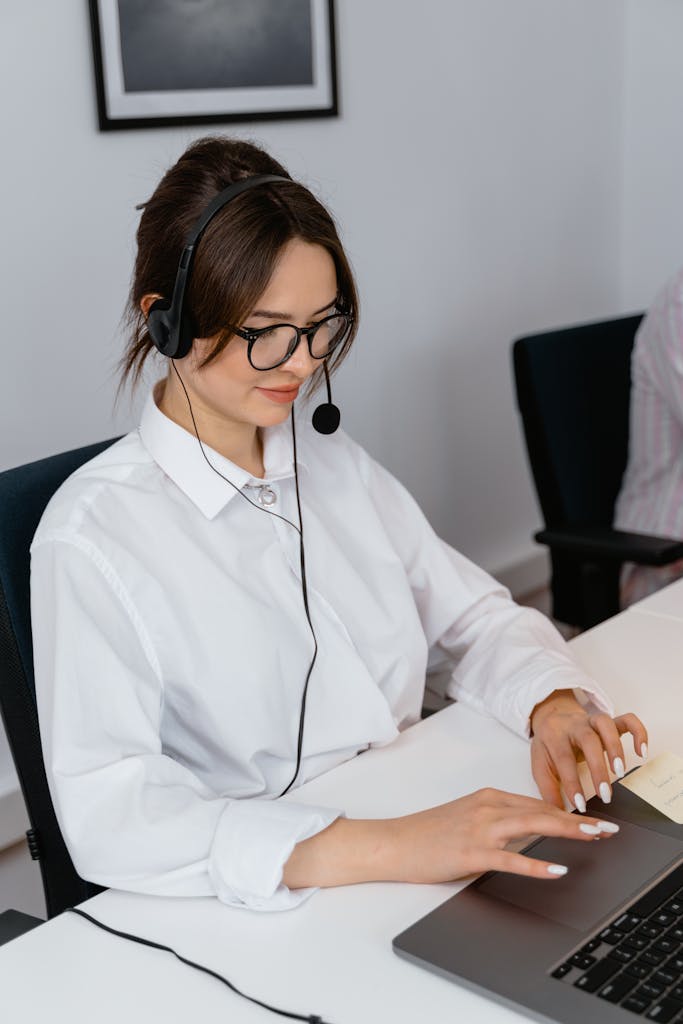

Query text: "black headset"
[147, 173, 289, 360]
[147, 170, 340, 803]
[146, 172, 341, 434]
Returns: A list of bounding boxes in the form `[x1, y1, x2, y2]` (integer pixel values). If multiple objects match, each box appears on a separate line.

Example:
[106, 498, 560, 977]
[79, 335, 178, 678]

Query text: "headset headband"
[147, 173, 290, 359]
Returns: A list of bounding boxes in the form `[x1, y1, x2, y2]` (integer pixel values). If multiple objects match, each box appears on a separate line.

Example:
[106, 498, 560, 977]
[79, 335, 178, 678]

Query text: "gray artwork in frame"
[89, 0, 338, 131]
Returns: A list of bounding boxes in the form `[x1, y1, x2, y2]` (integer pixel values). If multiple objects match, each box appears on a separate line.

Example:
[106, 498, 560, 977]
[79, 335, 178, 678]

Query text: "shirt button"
[258, 486, 277, 507]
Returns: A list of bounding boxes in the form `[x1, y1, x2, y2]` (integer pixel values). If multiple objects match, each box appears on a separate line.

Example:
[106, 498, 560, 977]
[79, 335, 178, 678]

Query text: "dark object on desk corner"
[0, 438, 121, 918]
[513, 314, 683, 630]
[0, 908, 43, 947]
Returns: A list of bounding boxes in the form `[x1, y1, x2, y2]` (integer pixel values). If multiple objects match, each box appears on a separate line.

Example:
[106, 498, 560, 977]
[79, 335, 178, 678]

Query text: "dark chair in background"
[0, 438, 118, 919]
[513, 314, 683, 630]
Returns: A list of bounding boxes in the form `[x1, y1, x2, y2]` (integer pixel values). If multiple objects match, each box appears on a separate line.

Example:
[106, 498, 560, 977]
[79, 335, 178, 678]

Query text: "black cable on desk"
[65, 907, 331, 1023]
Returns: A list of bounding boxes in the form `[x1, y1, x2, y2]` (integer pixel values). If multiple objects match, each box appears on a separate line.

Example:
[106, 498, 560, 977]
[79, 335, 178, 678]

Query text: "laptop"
[393, 780, 683, 1023]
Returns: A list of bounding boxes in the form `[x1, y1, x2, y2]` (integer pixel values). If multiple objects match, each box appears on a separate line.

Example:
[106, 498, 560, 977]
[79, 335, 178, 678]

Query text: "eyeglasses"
[232, 312, 353, 371]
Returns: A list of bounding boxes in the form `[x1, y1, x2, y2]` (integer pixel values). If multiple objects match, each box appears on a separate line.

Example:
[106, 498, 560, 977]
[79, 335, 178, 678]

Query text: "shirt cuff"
[519, 665, 615, 739]
[208, 797, 341, 911]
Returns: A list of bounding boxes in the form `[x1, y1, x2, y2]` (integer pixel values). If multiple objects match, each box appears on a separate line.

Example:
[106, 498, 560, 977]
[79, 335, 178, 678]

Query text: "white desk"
[626, 576, 683, 624]
[1, 599, 682, 1023]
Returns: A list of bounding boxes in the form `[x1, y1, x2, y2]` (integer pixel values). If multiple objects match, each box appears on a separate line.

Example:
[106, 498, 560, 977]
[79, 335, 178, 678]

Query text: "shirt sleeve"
[30, 533, 340, 911]
[357, 449, 614, 738]
[639, 273, 683, 426]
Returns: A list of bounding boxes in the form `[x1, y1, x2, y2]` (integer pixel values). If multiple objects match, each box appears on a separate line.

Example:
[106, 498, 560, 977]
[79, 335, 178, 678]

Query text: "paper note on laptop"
[619, 751, 683, 824]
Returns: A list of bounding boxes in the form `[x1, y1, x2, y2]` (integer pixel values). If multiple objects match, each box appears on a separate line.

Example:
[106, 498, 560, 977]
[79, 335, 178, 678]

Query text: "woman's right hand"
[283, 787, 618, 891]
[385, 787, 618, 883]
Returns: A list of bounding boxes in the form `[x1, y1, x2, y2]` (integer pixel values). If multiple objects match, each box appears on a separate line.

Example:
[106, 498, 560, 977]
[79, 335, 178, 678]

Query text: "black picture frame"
[89, 0, 338, 131]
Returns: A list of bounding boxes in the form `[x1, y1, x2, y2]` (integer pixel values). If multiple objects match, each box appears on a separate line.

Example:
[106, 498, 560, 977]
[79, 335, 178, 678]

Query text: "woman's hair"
[120, 136, 359, 394]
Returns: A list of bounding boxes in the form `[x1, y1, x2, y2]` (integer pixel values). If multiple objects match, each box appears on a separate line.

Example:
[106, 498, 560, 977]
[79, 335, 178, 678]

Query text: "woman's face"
[170, 238, 338, 434]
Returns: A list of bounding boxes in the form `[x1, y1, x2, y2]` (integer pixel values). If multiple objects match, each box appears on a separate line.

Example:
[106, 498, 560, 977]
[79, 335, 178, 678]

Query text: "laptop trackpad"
[477, 818, 683, 932]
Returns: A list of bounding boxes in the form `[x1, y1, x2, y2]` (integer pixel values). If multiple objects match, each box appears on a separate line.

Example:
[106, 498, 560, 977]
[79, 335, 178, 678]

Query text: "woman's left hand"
[529, 689, 648, 812]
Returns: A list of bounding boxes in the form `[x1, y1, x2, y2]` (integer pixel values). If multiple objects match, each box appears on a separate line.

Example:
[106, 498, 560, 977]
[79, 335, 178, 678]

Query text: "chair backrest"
[513, 314, 644, 529]
[0, 438, 119, 917]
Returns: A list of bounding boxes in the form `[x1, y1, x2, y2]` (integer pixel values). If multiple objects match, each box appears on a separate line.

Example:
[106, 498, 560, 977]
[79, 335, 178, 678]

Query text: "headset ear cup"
[174, 308, 197, 360]
[147, 299, 174, 356]
[147, 299, 196, 360]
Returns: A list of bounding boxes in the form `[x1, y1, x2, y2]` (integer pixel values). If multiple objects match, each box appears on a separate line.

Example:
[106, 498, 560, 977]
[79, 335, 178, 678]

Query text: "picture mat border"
[89, 0, 338, 131]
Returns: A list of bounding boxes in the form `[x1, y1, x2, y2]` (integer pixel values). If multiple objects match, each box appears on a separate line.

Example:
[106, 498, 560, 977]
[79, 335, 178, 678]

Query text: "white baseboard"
[0, 781, 29, 853]
[493, 549, 550, 600]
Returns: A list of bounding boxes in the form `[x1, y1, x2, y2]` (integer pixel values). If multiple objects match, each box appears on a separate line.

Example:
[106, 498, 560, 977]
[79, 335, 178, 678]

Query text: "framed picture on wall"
[89, 0, 338, 131]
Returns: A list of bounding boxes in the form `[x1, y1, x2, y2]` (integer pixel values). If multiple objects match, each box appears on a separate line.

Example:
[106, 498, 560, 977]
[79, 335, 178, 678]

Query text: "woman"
[31, 137, 646, 911]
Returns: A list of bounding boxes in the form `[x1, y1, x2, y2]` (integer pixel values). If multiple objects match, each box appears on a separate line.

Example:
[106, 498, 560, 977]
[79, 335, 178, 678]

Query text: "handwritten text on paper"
[619, 751, 683, 824]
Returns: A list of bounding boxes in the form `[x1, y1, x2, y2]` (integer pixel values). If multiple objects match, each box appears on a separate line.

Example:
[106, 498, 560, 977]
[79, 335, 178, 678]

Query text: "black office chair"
[0, 438, 119, 918]
[513, 314, 683, 630]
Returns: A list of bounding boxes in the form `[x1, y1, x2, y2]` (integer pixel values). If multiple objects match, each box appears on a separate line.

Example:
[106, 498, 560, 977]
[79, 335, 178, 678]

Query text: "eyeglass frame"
[231, 312, 354, 371]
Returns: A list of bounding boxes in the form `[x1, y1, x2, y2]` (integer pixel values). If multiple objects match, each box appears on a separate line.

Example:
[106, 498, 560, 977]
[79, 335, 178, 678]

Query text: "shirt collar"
[138, 387, 304, 520]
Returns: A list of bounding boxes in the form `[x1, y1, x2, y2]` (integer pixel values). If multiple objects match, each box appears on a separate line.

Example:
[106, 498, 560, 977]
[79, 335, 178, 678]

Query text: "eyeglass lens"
[249, 314, 349, 370]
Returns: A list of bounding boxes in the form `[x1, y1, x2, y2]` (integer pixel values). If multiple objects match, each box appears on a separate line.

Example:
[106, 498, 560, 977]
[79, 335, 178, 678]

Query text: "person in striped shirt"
[614, 266, 683, 605]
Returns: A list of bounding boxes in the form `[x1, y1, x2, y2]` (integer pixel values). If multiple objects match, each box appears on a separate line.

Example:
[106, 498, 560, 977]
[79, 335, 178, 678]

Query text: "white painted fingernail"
[574, 793, 587, 814]
[597, 821, 619, 833]
[599, 782, 612, 803]
[548, 864, 568, 876]
[613, 757, 625, 779]
[640, 743, 648, 760]
[580, 823, 601, 835]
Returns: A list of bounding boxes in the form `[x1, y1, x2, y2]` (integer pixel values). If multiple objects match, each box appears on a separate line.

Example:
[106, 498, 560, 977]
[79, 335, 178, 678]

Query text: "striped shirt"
[614, 267, 683, 605]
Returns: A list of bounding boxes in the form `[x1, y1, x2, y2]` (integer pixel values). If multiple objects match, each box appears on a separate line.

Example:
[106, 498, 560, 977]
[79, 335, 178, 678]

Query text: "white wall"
[621, 0, 683, 307]
[0, 1, 625, 817]
[1, 1, 626, 560]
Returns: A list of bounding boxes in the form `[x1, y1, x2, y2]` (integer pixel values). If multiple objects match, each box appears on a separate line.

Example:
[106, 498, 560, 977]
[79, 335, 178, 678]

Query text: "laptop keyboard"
[552, 861, 683, 1020]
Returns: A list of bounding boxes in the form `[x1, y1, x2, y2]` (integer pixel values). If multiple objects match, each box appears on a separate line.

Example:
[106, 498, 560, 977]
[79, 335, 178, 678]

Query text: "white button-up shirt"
[31, 390, 611, 910]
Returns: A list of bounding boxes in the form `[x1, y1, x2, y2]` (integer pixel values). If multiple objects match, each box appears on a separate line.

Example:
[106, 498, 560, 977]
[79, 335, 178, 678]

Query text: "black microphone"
[312, 362, 340, 434]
